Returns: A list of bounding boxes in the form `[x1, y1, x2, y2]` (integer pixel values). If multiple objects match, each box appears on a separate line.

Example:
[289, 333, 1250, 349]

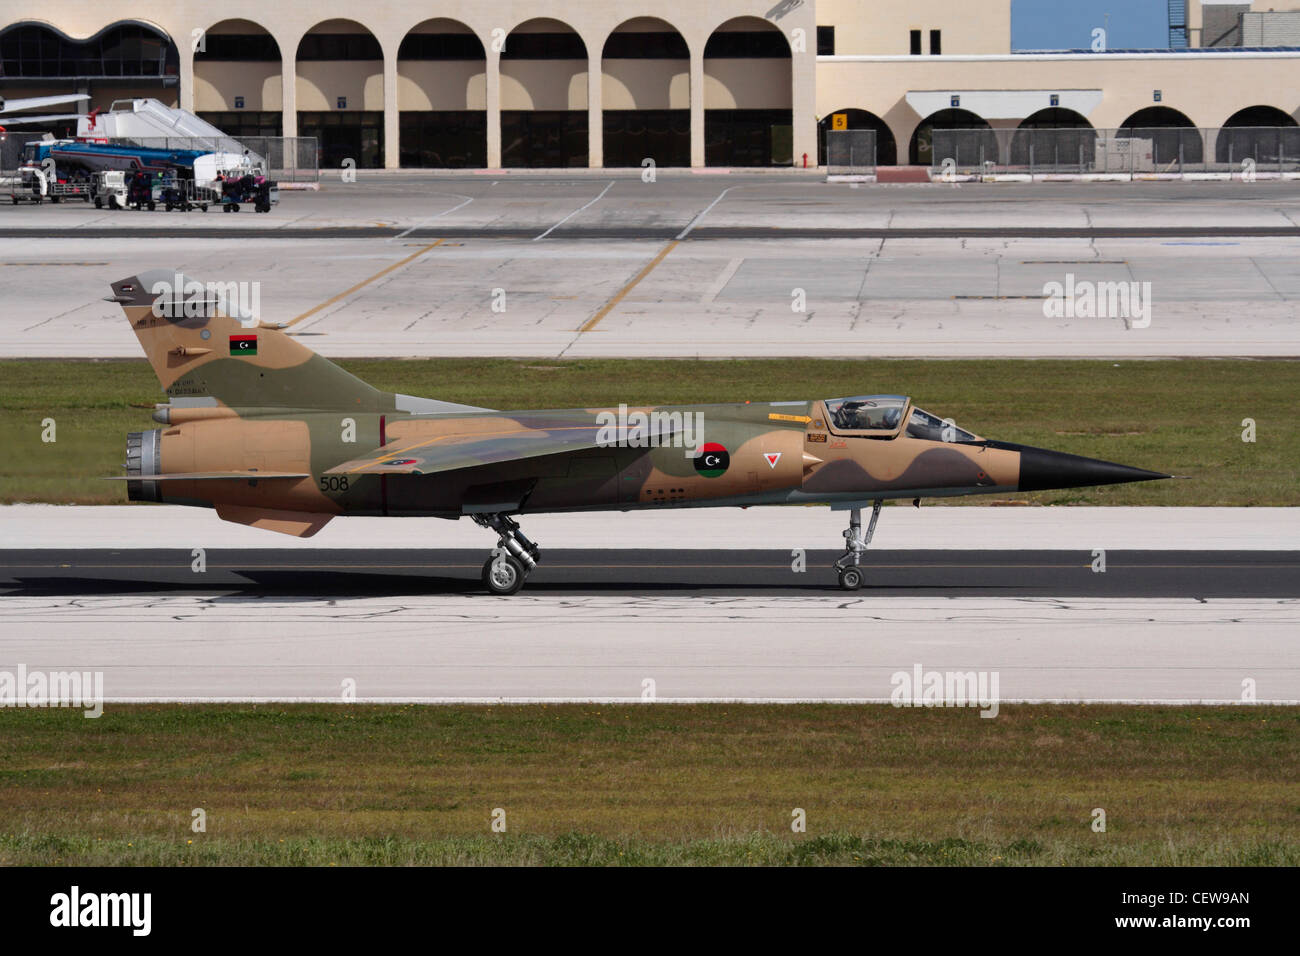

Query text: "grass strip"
[0, 703, 1294, 866]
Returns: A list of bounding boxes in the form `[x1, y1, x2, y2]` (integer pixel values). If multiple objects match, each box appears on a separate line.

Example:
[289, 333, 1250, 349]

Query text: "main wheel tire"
[837, 566, 864, 591]
[482, 554, 526, 596]
[94, 197, 103, 209]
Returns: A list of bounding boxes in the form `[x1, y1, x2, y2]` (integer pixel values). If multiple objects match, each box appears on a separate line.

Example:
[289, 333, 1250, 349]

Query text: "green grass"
[1, 357, 1296, 505]
[0, 704, 1295, 866]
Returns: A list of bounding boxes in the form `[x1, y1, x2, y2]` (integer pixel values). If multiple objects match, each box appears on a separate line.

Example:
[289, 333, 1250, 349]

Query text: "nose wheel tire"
[837, 566, 864, 591]
[833, 500, 882, 590]
[482, 554, 526, 596]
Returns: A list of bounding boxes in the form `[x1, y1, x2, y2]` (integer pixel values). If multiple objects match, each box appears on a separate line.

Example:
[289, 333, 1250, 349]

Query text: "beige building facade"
[1, 1, 1296, 169]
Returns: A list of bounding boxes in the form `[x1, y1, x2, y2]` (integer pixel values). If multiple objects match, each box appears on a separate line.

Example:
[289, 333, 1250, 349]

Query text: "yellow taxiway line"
[578, 239, 678, 333]
[282, 238, 444, 329]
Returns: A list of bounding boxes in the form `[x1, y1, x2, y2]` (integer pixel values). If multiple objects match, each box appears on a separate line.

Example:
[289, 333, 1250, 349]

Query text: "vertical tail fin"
[110, 270, 388, 412]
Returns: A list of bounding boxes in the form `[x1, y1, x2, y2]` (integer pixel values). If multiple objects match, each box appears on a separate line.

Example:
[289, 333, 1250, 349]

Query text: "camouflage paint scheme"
[109, 271, 1166, 539]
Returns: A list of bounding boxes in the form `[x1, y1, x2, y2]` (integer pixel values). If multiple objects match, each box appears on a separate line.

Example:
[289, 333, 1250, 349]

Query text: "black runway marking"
[1, 549, 1295, 598]
[2, 225, 1300, 241]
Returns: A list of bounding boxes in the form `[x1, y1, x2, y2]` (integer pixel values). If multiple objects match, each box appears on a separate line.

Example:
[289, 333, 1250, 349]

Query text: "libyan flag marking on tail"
[230, 334, 257, 356]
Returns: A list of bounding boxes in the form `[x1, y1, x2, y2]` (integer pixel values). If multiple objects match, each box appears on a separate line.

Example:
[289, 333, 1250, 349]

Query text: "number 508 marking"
[320, 476, 349, 492]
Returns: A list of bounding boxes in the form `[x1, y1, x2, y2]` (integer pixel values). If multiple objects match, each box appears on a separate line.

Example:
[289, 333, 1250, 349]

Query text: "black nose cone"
[1005, 443, 1170, 492]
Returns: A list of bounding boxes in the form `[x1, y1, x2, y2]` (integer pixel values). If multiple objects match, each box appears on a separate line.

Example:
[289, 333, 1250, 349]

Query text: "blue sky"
[1012, 0, 1172, 50]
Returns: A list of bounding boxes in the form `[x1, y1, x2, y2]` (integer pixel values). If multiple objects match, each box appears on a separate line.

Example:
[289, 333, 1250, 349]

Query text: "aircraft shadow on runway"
[0, 570, 1018, 598]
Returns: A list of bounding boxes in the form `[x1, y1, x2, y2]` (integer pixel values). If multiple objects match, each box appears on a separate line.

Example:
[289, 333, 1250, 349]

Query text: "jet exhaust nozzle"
[125, 429, 162, 502]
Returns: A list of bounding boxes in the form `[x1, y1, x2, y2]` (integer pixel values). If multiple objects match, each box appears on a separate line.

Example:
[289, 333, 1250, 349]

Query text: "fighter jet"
[107, 271, 1169, 594]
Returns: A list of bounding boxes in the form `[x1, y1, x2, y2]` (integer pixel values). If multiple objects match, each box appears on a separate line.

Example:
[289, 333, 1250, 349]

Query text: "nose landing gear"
[834, 500, 882, 591]
[473, 513, 541, 595]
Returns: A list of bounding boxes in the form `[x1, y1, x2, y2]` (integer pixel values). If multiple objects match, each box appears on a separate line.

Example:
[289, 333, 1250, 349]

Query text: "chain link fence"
[824, 129, 878, 180]
[931, 127, 1300, 177]
[102, 136, 319, 182]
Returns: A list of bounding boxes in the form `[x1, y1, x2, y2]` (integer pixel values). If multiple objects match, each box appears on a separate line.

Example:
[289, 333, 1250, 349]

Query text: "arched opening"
[194, 20, 282, 139]
[398, 19, 485, 167]
[601, 18, 689, 168]
[296, 19, 384, 168]
[817, 109, 897, 167]
[1010, 108, 1095, 168]
[704, 17, 791, 166]
[0, 21, 178, 116]
[1118, 106, 1195, 129]
[1018, 107, 1091, 129]
[1117, 106, 1201, 166]
[1216, 105, 1299, 167]
[1222, 105, 1298, 128]
[909, 108, 990, 166]
[500, 18, 588, 167]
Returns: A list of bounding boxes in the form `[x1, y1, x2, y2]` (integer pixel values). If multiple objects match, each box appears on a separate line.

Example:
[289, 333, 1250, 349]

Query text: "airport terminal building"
[2, 0, 1298, 169]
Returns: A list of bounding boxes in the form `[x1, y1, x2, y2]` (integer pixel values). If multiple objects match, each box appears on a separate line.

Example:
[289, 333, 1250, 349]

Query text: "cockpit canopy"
[823, 395, 979, 442]
[825, 395, 909, 432]
[905, 407, 978, 443]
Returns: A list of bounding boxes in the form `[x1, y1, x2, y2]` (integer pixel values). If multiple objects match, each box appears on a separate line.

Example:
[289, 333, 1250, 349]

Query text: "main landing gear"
[473, 513, 541, 595]
[834, 500, 882, 591]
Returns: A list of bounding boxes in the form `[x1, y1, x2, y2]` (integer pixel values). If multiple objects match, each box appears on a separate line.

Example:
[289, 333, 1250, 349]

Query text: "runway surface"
[1, 176, 1298, 358]
[1, 548, 1296, 598]
[1, 234, 1297, 358]
[2, 512, 1294, 703]
[0, 591, 1294, 703]
[6, 505, 1295, 552]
